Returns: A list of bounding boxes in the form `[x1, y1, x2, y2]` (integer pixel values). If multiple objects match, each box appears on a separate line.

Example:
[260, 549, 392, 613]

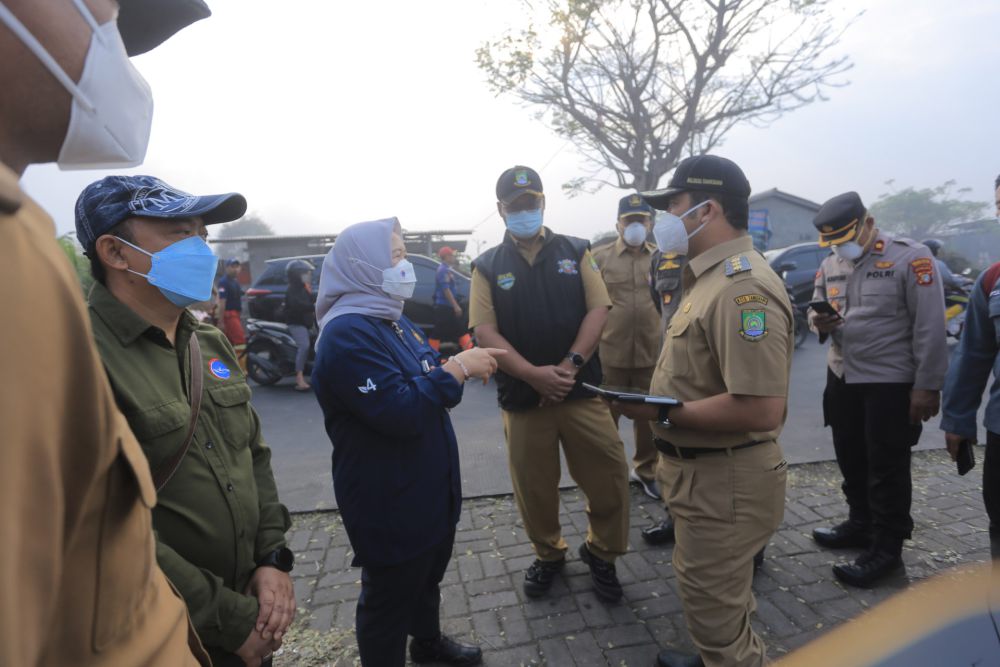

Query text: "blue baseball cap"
[618, 193, 654, 219]
[75, 175, 247, 256]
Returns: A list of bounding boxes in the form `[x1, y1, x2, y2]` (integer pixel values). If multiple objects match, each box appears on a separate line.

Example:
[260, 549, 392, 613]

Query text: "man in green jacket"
[78, 175, 294, 667]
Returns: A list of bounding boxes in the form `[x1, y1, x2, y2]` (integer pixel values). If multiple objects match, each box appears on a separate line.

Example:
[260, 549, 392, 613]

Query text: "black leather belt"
[654, 437, 767, 460]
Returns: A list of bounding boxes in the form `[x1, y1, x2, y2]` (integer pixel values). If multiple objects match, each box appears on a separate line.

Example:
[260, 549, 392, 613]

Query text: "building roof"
[210, 229, 475, 244]
[749, 188, 822, 212]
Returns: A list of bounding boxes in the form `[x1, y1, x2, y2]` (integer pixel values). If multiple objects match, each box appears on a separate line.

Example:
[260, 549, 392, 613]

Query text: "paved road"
[257, 334, 960, 512]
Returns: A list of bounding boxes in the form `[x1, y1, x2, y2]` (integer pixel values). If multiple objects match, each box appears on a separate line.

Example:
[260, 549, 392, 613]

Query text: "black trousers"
[985, 433, 1000, 555]
[432, 303, 463, 343]
[356, 530, 455, 667]
[823, 369, 921, 541]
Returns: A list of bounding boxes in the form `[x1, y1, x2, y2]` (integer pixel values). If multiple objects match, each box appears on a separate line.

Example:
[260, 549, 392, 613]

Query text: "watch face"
[570, 353, 584, 367]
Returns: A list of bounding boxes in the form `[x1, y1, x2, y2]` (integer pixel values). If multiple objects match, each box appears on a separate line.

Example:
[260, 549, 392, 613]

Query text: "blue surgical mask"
[505, 209, 543, 239]
[117, 235, 219, 307]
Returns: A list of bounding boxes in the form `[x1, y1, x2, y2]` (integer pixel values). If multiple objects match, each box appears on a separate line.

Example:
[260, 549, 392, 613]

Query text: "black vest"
[474, 231, 601, 411]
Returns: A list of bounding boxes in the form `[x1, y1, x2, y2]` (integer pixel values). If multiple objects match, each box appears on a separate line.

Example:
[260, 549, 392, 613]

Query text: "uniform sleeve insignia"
[875, 261, 895, 269]
[873, 239, 886, 254]
[659, 259, 681, 270]
[497, 272, 516, 290]
[557, 259, 580, 275]
[910, 258, 935, 285]
[588, 255, 599, 272]
[734, 293, 769, 306]
[724, 254, 752, 277]
[739, 310, 768, 341]
[208, 358, 231, 380]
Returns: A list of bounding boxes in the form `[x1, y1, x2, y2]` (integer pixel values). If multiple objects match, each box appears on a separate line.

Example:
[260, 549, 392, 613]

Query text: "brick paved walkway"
[274, 448, 991, 666]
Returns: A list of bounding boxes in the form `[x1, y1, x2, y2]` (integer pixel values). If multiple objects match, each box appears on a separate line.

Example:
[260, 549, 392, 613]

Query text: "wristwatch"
[257, 547, 294, 573]
[657, 404, 675, 429]
[566, 352, 585, 369]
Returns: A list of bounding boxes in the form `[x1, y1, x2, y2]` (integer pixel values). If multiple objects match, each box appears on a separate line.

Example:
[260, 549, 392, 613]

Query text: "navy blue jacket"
[312, 313, 463, 567]
[942, 267, 1000, 439]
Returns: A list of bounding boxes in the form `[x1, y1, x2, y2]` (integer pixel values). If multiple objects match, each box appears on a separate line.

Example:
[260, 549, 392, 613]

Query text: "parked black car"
[245, 253, 471, 337]
[764, 242, 830, 307]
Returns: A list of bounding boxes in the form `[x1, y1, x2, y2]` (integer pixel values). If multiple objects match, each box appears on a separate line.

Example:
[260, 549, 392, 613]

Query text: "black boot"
[641, 516, 676, 545]
[523, 557, 565, 598]
[578, 543, 623, 602]
[409, 634, 483, 666]
[655, 648, 704, 667]
[832, 537, 903, 588]
[813, 518, 872, 549]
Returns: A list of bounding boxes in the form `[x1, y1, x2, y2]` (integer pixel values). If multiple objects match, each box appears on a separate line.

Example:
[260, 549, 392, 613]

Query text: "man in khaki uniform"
[0, 1, 212, 664]
[809, 192, 946, 588]
[79, 175, 295, 667]
[615, 156, 792, 667]
[592, 193, 663, 499]
[472, 165, 630, 602]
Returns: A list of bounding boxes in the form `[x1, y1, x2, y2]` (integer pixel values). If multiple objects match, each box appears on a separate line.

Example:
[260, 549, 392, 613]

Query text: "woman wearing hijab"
[312, 218, 503, 667]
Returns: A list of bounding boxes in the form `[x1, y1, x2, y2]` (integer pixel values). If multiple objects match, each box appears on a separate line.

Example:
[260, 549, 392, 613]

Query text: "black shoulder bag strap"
[153, 334, 204, 492]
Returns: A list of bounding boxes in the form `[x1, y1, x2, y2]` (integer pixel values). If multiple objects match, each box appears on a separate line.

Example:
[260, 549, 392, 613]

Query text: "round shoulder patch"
[209, 358, 231, 380]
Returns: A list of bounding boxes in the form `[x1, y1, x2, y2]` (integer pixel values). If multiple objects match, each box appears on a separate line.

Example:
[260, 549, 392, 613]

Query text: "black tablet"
[582, 383, 682, 406]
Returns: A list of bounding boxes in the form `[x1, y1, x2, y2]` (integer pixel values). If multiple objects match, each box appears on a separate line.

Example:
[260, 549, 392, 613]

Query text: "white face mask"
[0, 0, 154, 170]
[622, 222, 648, 247]
[353, 257, 417, 300]
[653, 200, 710, 255]
[831, 241, 864, 262]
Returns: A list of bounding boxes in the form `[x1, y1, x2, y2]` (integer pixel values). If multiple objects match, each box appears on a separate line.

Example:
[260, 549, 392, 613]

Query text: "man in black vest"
[471, 166, 630, 602]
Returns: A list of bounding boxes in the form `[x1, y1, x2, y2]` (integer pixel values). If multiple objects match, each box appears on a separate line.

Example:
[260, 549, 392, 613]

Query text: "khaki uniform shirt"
[0, 163, 208, 666]
[809, 232, 948, 389]
[592, 238, 661, 368]
[650, 235, 794, 448]
[469, 227, 612, 329]
[89, 282, 292, 654]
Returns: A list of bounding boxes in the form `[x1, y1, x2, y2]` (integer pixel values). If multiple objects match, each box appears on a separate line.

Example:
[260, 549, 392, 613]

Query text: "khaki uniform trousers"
[602, 365, 658, 482]
[502, 397, 630, 562]
[658, 441, 786, 667]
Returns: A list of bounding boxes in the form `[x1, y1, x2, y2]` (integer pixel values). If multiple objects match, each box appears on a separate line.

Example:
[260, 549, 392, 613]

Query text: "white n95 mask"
[652, 200, 710, 255]
[0, 0, 154, 170]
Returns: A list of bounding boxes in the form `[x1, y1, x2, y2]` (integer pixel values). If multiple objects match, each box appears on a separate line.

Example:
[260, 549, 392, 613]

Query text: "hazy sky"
[21, 0, 1000, 256]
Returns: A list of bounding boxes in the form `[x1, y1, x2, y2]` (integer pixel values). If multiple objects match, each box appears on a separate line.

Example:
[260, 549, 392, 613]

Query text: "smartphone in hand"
[956, 439, 976, 476]
[809, 300, 843, 320]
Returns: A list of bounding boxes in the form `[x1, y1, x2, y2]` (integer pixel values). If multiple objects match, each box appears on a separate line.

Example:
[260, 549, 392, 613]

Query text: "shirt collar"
[506, 225, 548, 249]
[688, 235, 754, 278]
[89, 281, 198, 347]
[614, 237, 653, 256]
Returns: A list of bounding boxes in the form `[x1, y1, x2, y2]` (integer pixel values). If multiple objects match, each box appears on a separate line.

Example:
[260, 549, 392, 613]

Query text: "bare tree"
[214, 213, 275, 239]
[477, 0, 855, 194]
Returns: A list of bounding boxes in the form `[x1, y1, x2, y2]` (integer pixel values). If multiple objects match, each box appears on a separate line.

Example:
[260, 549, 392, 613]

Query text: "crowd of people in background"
[4, 1, 1000, 667]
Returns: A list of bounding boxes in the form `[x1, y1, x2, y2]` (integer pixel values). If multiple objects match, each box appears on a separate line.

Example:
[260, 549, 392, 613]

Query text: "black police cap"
[814, 191, 866, 248]
[496, 166, 543, 206]
[117, 0, 211, 57]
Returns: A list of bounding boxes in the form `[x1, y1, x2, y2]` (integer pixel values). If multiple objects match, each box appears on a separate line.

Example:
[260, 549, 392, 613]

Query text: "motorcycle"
[245, 318, 316, 386]
[945, 281, 973, 339]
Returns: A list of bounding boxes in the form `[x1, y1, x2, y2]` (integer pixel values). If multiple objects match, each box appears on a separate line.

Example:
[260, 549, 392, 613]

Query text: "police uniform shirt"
[650, 235, 793, 448]
[810, 232, 948, 389]
[468, 227, 612, 329]
[0, 162, 208, 666]
[89, 282, 292, 655]
[592, 237, 661, 369]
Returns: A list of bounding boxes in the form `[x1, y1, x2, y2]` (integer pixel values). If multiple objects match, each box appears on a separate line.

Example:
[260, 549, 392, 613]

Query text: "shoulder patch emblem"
[910, 257, 935, 285]
[739, 310, 768, 341]
[875, 260, 895, 269]
[588, 255, 600, 272]
[724, 254, 752, 277]
[208, 358, 231, 380]
[557, 259, 579, 275]
[497, 272, 516, 290]
[734, 293, 768, 306]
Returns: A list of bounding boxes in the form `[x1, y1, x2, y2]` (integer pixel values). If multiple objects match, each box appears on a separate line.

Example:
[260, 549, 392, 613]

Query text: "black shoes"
[833, 539, 904, 588]
[578, 543, 623, 602]
[409, 634, 483, 666]
[655, 648, 704, 667]
[813, 519, 872, 549]
[641, 517, 676, 545]
[523, 557, 565, 598]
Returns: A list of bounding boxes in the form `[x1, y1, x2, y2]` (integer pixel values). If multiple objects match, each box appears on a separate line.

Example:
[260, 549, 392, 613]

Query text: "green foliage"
[869, 180, 990, 240]
[57, 234, 94, 295]
[214, 213, 275, 239]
